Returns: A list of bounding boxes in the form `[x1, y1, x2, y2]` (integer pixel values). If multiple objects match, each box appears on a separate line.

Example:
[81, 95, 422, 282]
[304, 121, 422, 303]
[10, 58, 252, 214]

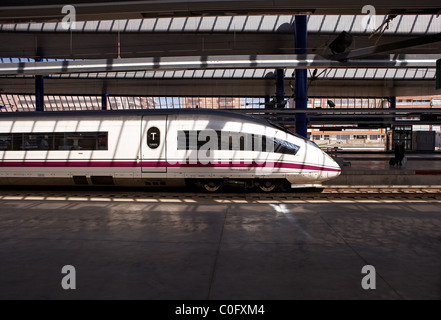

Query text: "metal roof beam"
[2, 33, 439, 60]
[330, 33, 441, 61]
[1, 15, 439, 35]
[231, 108, 441, 114]
[0, 78, 438, 97]
[0, 54, 438, 75]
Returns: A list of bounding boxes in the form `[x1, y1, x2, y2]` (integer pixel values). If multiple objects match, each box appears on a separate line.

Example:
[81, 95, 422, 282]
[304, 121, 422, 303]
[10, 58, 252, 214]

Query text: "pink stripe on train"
[168, 161, 341, 172]
[0, 160, 341, 172]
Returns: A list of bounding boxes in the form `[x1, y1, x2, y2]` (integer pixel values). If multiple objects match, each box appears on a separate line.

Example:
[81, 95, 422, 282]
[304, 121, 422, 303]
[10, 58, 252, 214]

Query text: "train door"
[141, 115, 167, 173]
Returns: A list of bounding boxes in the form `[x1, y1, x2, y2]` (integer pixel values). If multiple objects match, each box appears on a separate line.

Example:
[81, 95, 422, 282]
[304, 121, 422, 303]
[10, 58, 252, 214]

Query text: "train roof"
[0, 108, 256, 120]
[0, 108, 305, 140]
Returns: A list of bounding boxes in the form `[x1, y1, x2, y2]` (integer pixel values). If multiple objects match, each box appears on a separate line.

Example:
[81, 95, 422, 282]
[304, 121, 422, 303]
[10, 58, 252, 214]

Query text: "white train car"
[0, 110, 340, 191]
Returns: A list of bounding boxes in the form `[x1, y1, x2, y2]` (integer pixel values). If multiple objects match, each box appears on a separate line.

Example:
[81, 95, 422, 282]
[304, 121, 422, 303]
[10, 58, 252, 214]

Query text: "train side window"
[54, 133, 66, 150]
[66, 133, 85, 150]
[198, 130, 219, 150]
[81, 133, 99, 150]
[252, 134, 268, 152]
[243, 133, 253, 151]
[64, 132, 108, 150]
[97, 133, 107, 149]
[0, 134, 12, 150]
[261, 135, 267, 152]
[216, 130, 223, 150]
[228, 133, 245, 151]
[177, 130, 255, 152]
[177, 130, 189, 150]
[0, 132, 108, 151]
[22, 133, 53, 150]
[12, 134, 23, 150]
[197, 130, 210, 150]
[22, 134, 40, 150]
[177, 130, 200, 150]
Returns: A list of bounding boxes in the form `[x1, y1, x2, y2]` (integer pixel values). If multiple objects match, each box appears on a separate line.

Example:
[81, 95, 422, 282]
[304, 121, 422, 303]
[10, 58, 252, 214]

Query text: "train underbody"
[0, 176, 322, 192]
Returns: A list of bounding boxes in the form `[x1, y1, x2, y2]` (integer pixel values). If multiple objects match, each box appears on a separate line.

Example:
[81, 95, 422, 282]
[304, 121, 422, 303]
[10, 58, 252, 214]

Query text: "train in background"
[0, 110, 341, 192]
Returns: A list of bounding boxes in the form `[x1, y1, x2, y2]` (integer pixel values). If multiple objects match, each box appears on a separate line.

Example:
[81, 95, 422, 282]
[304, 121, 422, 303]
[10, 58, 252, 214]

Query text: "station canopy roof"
[0, 4, 440, 97]
[0, 1, 440, 22]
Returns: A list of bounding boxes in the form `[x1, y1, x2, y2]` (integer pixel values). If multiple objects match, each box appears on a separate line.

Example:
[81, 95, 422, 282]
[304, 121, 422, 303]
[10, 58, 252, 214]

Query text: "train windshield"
[273, 139, 300, 156]
[263, 119, 321, 152]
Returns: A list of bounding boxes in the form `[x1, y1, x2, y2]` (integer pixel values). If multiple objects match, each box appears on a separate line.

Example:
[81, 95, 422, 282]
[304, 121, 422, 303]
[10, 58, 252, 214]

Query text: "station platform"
[324, 152, 441, 186]
[1, 192, 441, 300]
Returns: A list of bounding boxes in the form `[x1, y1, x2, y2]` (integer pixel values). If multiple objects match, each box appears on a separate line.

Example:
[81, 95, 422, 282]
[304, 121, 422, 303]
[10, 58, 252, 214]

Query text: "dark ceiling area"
[0, 32, 438, 60]
[0, 0, 440, 23]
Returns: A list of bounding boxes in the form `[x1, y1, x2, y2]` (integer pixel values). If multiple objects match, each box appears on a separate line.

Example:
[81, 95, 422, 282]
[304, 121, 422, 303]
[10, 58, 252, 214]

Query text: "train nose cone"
[322, 153, 342, 180]
[329, 165, 342, 179]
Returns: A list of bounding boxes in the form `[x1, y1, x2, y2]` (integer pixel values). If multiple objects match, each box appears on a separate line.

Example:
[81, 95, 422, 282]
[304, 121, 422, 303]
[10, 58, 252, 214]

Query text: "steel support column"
[388, 97, 397, 150]
[264, 95, 271, 109]
[275, 69, 285, 108]
[102, 94, 108, 110]
[390, 96, 396, 109]
[295, 15, 308, 138]
[35, 58, 44, 112]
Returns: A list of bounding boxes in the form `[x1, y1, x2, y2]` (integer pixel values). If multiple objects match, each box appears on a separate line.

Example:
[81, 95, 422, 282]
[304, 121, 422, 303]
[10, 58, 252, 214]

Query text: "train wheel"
[258, 180, 278, 192]
[202, 180, 223, 192]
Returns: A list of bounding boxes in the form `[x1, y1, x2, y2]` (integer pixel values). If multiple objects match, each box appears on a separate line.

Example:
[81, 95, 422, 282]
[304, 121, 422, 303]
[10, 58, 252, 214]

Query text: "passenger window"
[0, 135, 12, 150]
[0, 132, 108, 151]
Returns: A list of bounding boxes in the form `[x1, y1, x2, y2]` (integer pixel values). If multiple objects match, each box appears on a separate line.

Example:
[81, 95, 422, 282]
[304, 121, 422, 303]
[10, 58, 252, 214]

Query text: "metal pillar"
[294, 15, 308, 138]
[35, 58, 44, 112]
[275, 69, 285, 108]
[264, 95, 271, 109]
[388, 96, 397, 150]
[102, 94, 108, 110]
[390, 96, 396, 109]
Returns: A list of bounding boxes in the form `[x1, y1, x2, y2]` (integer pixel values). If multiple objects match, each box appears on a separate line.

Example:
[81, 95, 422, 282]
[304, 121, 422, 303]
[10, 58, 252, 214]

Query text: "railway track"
[0, 186, 440, 203]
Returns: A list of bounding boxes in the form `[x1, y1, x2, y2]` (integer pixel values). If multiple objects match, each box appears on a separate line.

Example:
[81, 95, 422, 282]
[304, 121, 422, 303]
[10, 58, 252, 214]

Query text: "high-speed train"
[0, 109, 341, 192]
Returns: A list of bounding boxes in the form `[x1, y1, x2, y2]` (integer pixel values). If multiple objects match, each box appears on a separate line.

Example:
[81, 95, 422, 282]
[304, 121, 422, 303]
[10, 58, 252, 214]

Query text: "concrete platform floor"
[1, 198, 440, 300]
[341, 159, 441, 171]
[335, 152, 441, 171]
